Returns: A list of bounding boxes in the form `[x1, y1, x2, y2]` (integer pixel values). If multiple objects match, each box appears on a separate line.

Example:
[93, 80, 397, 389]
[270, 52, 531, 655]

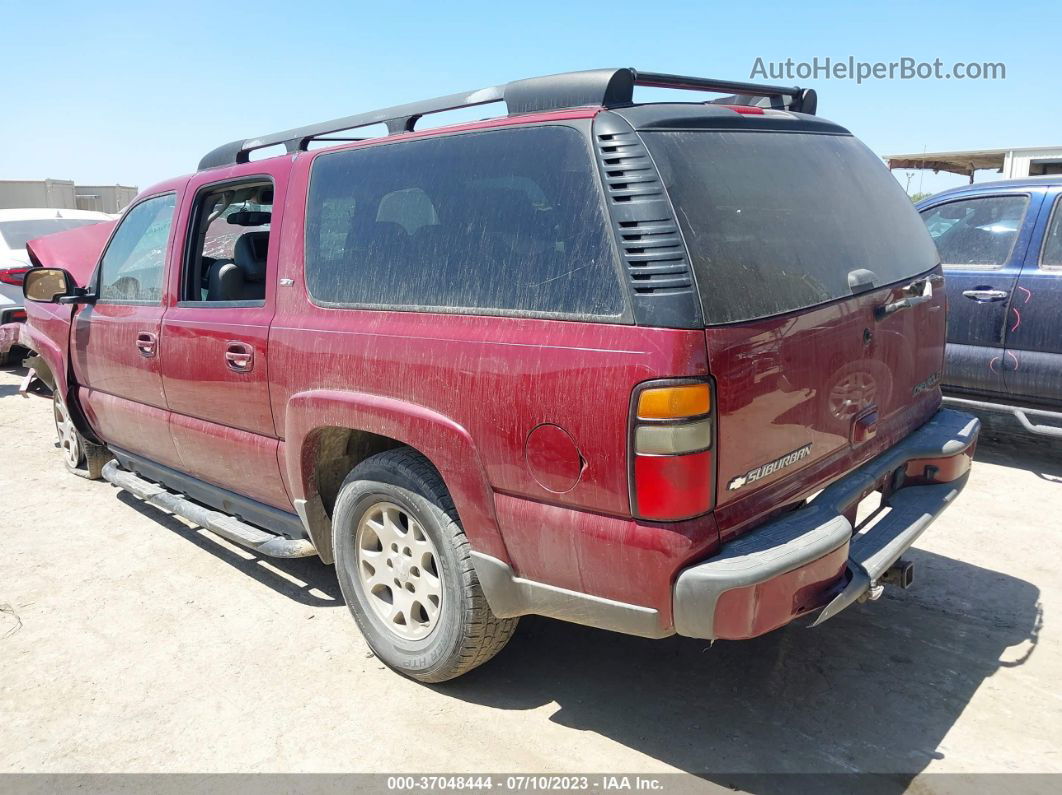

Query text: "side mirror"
[22, 268, 90, 304]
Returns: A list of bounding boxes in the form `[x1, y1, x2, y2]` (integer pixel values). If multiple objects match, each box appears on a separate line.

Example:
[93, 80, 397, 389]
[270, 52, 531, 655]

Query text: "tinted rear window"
[0, 218, 103, 250]
[643, 131, 940, 324]
[305, 126, 625, 318]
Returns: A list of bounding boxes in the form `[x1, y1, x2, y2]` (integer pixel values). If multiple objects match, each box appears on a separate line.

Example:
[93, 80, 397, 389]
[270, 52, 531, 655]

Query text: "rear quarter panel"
[270, 147, 714, 601]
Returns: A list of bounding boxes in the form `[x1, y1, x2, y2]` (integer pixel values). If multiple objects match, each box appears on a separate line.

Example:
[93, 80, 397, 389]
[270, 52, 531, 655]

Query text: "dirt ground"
[1, 364, 1060, 788]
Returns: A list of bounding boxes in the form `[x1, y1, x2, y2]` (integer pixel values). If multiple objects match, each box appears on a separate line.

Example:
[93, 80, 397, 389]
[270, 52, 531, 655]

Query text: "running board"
[943, 395, 1062, 439]
[101, 460, 317, 558]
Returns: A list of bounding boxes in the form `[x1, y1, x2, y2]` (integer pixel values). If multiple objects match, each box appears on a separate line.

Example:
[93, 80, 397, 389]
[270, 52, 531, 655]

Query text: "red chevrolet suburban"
[20, 68, 979, 681]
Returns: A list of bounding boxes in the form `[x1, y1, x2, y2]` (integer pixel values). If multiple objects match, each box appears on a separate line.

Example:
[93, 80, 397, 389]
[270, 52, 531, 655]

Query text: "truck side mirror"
[22, 268, 84, 304]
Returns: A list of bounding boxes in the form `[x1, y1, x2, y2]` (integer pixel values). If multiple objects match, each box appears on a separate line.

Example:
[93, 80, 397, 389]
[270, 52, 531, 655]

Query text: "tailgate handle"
[224, 341, 254, 372]
[875, 278, 933, 320]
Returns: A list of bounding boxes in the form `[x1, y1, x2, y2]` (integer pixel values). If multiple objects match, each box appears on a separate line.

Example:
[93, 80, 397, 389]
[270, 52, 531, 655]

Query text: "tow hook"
[882, 558, 915, 589]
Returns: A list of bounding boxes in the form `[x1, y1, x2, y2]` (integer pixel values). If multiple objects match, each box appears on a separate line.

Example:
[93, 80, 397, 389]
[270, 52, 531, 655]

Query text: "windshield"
[0, 218, 103, 251]
[642, 130, 940, 324]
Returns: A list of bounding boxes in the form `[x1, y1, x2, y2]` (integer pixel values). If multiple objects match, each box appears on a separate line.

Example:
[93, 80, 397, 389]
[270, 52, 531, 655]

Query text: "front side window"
[919, 195, 1029, 269]
[98, 194, 176, 303]
[304, 126, 624, 318]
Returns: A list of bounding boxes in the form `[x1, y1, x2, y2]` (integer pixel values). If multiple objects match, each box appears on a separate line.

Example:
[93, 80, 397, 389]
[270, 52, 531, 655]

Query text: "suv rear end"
[595, 102, 978, 638]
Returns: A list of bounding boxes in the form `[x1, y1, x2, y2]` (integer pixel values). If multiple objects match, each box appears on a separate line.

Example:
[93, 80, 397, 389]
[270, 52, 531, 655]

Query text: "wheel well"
[310, 427, 406, 515]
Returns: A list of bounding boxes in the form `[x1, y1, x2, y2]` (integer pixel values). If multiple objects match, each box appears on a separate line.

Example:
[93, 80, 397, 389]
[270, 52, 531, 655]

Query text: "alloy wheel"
[53, 397, 82, 469]
[354, 501, 443, 641]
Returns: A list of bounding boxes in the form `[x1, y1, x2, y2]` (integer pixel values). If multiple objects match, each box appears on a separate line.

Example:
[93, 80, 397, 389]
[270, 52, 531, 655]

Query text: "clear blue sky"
[4, 0, 1058, 196]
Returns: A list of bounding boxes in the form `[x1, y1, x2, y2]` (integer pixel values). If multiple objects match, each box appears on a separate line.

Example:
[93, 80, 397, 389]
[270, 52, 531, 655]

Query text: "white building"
[886, 146, 1062, 183]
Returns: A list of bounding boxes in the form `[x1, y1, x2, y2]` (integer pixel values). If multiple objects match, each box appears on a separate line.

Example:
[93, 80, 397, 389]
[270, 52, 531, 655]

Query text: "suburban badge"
[728, 444, 813, 491]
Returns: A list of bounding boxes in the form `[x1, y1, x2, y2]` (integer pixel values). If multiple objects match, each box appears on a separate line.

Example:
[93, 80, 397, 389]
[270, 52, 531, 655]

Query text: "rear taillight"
[0, 267, 31, 286]
[630, 381, 715, 521]
[9, 309, 27, 322]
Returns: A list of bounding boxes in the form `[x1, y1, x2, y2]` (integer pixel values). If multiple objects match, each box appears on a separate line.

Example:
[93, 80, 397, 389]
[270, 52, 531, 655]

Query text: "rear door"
[918, 191, 1040, 395]
[72, 191, 184, 469]
[1004, 188, 1062, 404]
[640, 128, 947, 521]
[159, 161, 292, 510]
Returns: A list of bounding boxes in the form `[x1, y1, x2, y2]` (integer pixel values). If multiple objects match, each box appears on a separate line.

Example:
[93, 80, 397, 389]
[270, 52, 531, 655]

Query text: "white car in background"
[0, 208, 113, 365]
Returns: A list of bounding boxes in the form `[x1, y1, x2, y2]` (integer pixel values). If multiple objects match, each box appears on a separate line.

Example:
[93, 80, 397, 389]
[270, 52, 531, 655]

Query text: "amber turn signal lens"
[637, 384, 711, 420]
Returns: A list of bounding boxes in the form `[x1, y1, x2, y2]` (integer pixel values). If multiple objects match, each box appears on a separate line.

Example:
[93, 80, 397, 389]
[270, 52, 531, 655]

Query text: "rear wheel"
[332, 448, 518, 682]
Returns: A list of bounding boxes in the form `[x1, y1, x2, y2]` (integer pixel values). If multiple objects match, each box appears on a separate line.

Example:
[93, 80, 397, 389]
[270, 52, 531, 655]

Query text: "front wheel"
[332, 448, 518, 682]
[53, 393, 110, 479]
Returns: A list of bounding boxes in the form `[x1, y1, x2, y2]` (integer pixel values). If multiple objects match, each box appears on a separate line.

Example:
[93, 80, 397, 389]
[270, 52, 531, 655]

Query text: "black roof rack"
[197, 68, 817, 171]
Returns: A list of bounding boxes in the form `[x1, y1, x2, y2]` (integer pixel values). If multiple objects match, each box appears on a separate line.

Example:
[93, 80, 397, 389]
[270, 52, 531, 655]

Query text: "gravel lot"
[1, 364, 1059, 787]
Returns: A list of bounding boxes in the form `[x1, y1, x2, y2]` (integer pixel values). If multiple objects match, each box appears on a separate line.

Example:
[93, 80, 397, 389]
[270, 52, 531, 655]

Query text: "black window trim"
[93, 191, 179, 307]
[1037, 191, 1062, 273]
[176, 174, 275, 308]
[920, 191, 1032, 272]
[301, 119, 634, 324]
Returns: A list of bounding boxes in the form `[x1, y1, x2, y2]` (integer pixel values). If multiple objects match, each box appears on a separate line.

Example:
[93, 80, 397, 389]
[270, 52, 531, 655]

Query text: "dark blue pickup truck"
[918, 178, 1062, 437]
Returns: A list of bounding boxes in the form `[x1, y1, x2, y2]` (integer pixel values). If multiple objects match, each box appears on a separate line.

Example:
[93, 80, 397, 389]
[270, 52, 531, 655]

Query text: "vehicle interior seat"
[206, 231, 269, 301]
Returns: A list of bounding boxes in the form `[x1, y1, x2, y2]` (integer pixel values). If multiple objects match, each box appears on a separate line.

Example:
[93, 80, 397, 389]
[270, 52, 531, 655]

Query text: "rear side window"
[305, 126, 624, 318]
[1039, 197, 1062, 270]
[643, 131, 940, 324]
[920, 195, 1029, 269]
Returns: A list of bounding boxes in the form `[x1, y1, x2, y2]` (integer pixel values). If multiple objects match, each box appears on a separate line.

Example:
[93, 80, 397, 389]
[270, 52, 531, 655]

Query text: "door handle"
[962, 288, 1009, 302]
[135, 331, 158, 358]
[224, 341, 254, 373]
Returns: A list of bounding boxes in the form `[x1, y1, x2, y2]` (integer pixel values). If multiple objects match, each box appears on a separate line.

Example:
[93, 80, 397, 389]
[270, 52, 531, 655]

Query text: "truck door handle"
[962, 288, 1009, 302]
[224, 341, 254, 372]
[135, 331, 157, 358]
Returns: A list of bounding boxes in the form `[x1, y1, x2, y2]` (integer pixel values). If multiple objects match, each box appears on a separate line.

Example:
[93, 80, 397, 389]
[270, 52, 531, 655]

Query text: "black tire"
[53, 393, 111, 479]
[332, 448, 518, 682]
[0, 346, 21, 368]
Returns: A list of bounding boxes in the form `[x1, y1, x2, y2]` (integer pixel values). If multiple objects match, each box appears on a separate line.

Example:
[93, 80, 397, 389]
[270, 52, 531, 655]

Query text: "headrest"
[234, 231, 269, 281]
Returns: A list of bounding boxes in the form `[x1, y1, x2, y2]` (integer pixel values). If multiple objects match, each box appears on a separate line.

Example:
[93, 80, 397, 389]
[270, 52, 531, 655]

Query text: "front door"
[159, 168, 291, 510]
[1004, 189, 1062, 404]
[920, 191, 1042, 396]
[72, 191, 184, 469]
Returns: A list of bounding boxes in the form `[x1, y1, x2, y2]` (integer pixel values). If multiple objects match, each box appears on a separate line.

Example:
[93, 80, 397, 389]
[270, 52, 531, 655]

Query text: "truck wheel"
[332, 448, 518, 682]
[53, 393, 110, 479]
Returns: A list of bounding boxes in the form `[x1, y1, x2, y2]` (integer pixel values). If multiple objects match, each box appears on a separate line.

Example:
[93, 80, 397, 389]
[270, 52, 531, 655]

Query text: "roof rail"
[197, 68, 817, 171]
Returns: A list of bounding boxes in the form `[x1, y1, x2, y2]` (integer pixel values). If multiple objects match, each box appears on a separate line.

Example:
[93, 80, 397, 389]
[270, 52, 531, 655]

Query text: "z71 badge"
[727, 444, 812, 491]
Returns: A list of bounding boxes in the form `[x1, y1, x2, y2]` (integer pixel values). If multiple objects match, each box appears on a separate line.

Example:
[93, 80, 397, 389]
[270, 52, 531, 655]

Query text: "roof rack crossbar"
[197, 68, 816, 171]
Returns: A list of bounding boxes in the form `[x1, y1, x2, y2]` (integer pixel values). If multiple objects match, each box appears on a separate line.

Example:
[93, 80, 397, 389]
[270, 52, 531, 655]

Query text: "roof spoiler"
[197, 68, 817, 171]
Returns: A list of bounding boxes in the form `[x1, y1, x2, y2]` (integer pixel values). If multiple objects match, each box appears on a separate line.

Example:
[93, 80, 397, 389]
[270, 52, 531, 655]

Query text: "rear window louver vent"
[593, 115, 701, 328]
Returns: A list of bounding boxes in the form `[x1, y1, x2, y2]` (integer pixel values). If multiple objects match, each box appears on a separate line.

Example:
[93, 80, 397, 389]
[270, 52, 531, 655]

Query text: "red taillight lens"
[631, 381, 715, 521]
[0, 267, 31, 286]
[634, 452, 713, 519]
[9, 309, 27, 322]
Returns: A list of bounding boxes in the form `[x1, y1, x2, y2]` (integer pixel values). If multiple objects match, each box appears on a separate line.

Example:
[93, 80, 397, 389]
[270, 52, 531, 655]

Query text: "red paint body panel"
[704, 270, 947, 542]
[711, 543, 849, 639]
[79, 387, 184, 470]
[493, 492, 718, 619]
[72, 302, 169, 410]
[25, 221, 116, 286]
[168, 411, 290, 508]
